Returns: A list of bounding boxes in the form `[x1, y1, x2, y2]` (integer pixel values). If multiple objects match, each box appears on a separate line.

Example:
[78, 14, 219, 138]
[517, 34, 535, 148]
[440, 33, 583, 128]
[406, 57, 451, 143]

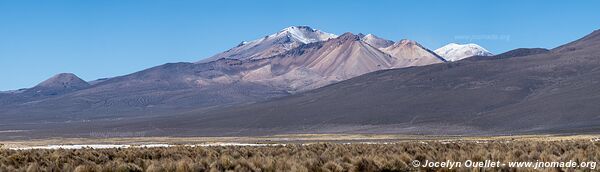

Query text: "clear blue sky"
[1, 0, 599, 91]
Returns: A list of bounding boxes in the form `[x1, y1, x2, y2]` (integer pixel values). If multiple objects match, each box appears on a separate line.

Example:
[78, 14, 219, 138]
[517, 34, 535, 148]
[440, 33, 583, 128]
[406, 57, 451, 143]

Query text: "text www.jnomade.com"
[413, 160, 597, 169]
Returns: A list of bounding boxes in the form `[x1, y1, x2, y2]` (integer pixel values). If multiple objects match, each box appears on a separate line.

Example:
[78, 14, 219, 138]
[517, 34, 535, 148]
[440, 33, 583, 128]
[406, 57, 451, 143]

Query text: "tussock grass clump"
[0, 141, 598, 171]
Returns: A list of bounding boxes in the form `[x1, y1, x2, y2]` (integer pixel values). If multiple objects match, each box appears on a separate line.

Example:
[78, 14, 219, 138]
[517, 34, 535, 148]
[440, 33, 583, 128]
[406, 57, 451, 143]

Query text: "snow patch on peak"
[200, 26, 338, 62]
[363, 34, 377, 39]
[274, 26, 338, 44]
[280, 26, 315, 33]
[434, 43, 493, 61]
[238, 26, 337, 47]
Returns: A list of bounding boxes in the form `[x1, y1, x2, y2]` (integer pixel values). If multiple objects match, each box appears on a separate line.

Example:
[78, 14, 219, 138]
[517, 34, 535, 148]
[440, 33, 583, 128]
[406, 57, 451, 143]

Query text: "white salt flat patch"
[10, 144, 130, 150]
[0, 130, 28, 133]
[7, 142, 403, 150]
[196, 143, 286, 147]
[8, 143, 286, 150]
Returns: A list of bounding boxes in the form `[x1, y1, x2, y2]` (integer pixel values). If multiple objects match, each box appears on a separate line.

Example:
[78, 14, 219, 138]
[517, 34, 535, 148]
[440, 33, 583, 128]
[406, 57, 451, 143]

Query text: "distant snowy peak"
[201, 26, 337, 62]
[359, 34, 394, 48]
[434, 43, 493, 61]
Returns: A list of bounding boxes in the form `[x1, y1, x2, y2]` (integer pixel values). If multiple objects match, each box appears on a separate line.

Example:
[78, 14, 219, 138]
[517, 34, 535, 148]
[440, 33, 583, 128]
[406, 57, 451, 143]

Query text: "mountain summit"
[277, 26, 338, 44]
[34, 73, 89, 89]
[381, 39, 446, 67]
[359, 33, 394, 48]
[200, 26, 337, 62]
[434, 43, 493, 61]
[27, 73, 90, 96]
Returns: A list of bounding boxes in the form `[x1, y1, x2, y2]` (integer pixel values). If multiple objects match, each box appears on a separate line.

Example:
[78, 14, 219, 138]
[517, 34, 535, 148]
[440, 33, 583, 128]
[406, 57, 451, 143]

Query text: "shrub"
[0, 140, 598, 172]
[115, 163, 142, 172]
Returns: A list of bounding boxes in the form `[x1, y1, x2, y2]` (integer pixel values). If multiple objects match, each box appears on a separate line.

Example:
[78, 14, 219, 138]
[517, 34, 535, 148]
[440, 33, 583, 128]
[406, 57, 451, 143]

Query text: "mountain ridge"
[95, 29, 600, 137]
[3, 27, 599, 138]
[0, 29, 452, 128]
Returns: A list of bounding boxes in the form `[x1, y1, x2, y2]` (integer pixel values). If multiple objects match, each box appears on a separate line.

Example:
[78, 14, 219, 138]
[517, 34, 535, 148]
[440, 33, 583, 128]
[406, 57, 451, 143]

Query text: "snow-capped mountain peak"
[200, 26, 337, 62]
[274, 26, 337, 44]
[434, 43, 493, 61]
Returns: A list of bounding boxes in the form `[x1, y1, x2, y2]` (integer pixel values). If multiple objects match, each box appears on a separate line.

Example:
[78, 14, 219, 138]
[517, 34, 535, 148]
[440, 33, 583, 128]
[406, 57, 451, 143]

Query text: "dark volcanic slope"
[0, 61, 290, 126]
[125, 30, 600, 136]
[467, 48, 550, 61]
